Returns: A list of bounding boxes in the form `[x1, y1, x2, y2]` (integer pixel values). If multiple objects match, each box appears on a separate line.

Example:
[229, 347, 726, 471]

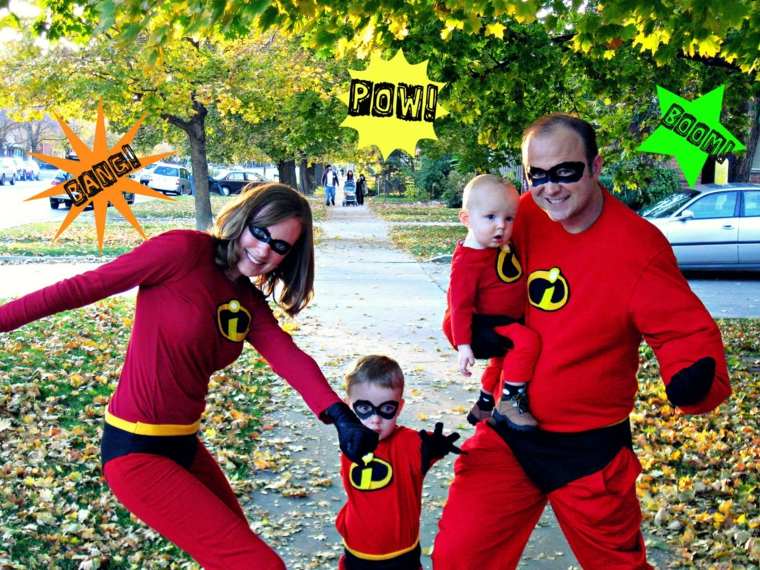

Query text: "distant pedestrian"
[356, 174, 366, 205]
[321, 165, 338, 206]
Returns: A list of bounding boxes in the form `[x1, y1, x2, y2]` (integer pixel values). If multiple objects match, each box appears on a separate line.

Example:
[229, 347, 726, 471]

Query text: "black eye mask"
[352, 400, 400, 420]
[527, 161, 586, 187]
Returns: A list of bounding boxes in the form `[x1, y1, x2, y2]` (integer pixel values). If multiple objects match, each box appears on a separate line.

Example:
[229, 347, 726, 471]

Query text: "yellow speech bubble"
[27, 101, 175, 253]
[339, 50, 448, 159]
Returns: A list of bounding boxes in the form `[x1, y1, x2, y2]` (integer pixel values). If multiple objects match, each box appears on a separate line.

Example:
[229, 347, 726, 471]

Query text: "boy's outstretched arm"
[419, 422, 463, 475]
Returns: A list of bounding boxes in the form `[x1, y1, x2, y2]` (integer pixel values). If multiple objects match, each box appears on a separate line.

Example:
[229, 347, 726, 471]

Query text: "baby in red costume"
[443, 174, 541, 430]
[336, 355, 461, 570]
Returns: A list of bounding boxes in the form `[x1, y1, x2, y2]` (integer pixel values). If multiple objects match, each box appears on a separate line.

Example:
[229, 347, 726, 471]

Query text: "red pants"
[432, 423, 651, 570]
[104, 443, 284, 570]
[481, 323, 540, 395]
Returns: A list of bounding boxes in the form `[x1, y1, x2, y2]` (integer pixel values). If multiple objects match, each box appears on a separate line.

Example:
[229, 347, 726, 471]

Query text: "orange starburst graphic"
[28, 101, 176, 253]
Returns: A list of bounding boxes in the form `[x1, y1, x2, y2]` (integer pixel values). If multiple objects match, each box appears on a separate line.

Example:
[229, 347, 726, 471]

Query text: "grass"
[389, 224, 465, 260]
[0, 297, 278, 568]
[125, 195, 234, 220]
[371, 201, 460, 223]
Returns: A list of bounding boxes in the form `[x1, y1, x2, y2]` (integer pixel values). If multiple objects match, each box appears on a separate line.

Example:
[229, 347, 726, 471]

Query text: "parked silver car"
[642, 183, 760, 270]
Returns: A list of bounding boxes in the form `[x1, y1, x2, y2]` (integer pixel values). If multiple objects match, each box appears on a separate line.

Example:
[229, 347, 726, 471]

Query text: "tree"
[0, 19, 355, 229]
[24, 1, 757, 76]
[11, 1, 760, 187]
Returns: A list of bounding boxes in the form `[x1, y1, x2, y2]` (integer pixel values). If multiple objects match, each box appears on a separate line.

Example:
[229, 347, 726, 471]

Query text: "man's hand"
[321, 402, 379, 463]
[666, 357, 715, 407]
[420, 422, 463, 474]
[457, 344, 475, 376]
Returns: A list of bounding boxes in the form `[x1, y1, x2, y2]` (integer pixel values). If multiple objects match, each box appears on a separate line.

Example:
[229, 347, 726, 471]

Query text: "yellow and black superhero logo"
[349, 454, 393, 491]
[527, 267, 569, 311]
[496, 244, 522, 283]
[216, 299, 252, 342]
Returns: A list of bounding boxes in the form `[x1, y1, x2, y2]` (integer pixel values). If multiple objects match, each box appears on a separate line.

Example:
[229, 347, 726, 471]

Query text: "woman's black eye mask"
[352, 400, 400, 420]
[527, 161, 586, 186]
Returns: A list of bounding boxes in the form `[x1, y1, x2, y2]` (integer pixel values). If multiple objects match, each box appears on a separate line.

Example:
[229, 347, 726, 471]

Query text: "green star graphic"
[637, 85, 745, 187]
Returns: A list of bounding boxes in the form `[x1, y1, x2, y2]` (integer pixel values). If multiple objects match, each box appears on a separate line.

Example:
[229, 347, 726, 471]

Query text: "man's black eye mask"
[527, 161, 586, 186]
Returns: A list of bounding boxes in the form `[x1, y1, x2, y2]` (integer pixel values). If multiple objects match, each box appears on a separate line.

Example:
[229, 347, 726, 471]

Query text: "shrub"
[602, 160, 681, 210]
[441, 170, 474, 208]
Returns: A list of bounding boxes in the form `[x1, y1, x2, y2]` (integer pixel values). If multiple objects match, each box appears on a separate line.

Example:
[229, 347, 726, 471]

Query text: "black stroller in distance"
[342, 179, 357, 206]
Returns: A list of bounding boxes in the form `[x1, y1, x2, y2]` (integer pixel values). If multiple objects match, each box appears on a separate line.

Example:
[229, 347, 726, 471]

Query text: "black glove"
[321, 402, 379, 463]
[420, 422, 463, 474]
[665, 357, 715, 407]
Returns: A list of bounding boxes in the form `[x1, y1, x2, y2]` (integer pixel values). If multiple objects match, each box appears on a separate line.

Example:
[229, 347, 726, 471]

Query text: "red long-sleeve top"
[336, 426, 424, 559]
[443, 242, 526, 347]
[0, 230, 340, 425]
[511, 190, 730, 432]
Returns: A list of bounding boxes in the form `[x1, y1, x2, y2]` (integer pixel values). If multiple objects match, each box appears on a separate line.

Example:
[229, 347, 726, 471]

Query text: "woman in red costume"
[0, 183, 377, 569]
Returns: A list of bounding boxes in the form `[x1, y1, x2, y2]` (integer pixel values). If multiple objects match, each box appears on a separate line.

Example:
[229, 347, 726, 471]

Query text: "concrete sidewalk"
[241, 203, 581, 569]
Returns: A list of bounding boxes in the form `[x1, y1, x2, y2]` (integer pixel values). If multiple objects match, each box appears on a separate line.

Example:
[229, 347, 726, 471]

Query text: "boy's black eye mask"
[352, 400, 400, 420]
[527, 161, 586, 186]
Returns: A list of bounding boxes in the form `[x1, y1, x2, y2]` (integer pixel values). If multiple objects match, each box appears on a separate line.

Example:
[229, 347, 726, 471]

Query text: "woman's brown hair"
[212, 183, 314, 316]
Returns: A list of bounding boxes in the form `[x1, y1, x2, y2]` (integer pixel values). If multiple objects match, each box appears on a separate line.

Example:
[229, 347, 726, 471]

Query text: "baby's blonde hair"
[461, 174, 516, 211]
[345, 355, 404, 394]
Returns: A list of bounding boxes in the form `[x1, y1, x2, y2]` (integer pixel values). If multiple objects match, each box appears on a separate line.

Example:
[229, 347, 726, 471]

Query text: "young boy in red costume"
[443, 174, 541, 430]
[336, 355, 461, 570]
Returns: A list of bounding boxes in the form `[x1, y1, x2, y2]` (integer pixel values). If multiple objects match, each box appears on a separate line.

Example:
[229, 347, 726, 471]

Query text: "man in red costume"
[433, 114, 730, 569]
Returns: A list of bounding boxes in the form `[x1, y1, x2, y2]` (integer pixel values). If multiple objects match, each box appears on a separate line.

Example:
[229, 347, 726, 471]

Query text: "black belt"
[101, 422, 198, 469]
[488, 419, 633, 493]
[343, 543, 422, 570]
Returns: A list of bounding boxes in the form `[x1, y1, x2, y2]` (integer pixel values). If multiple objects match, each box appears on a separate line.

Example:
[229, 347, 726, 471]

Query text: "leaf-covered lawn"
[371, 202, 460, 223]
[389, 225, 464, 259]
[0, 297, 277, 568]
[634, 319, 759, 567]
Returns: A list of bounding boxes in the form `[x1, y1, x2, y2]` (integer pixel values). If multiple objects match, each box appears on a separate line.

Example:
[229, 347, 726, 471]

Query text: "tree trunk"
[315, 164, 325, 187]
[25, 123, 40, 153]
[298, 158, 309, 194]
[731, 96, 759, 183]
[277, 159, 297, 188]
[700, 158, 715, 184]
[164, 98, 212, 230]
[306, 162, 317, 195]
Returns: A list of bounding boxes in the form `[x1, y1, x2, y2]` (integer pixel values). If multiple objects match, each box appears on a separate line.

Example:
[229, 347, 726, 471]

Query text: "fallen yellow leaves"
[1, 296, 277, 567]
[634, 319, 759, 566]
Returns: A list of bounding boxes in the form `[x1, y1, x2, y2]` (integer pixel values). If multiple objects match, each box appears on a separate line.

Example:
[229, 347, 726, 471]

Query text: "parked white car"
[643, 183, 760, 270]
[145, 163, 191, 195]
[23, 159, 40, 180]
[0, 157, 16, 185]
[11, 157, 26, 180]
[131, 162, 159, 184]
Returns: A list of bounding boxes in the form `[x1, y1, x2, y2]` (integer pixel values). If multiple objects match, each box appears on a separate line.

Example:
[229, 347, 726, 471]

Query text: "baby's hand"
[457, 345, 475, 376]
